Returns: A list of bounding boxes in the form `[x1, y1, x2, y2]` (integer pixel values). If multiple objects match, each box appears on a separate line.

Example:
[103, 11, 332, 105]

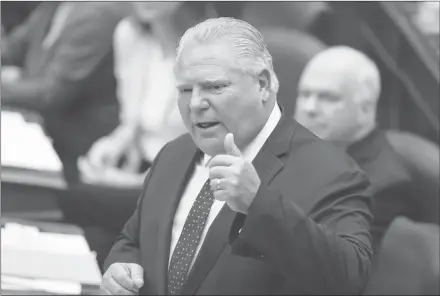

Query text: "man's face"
[294, 61, 363, 143]
[175, 40, 270, 156]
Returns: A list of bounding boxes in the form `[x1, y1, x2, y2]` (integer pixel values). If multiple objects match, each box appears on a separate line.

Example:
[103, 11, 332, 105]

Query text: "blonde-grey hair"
[176, 17, 279, 94]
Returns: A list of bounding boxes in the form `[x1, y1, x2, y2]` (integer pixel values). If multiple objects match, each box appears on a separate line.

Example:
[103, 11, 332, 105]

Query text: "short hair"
[176, 17, 280, 94]
[311, 46, 382, 103]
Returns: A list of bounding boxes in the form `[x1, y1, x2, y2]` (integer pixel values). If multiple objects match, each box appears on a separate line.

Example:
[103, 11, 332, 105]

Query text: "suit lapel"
[253, 114, 297, 184]
[181, 114, 297, 295]
[155, 140, 200, 295]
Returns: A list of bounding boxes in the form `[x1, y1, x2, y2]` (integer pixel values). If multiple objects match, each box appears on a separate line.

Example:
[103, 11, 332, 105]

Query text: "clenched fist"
[100, 263, 144, 295]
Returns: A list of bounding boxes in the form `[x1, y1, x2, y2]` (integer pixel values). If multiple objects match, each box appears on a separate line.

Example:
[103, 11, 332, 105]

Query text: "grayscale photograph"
[1, 1, 439, 295]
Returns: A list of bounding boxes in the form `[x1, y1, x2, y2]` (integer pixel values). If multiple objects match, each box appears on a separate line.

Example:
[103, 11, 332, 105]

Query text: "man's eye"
[179, 88, 192, 94]
[319, 93, 340, 102]
[208, 84, 226, 91]
[298, 90, 311, 98]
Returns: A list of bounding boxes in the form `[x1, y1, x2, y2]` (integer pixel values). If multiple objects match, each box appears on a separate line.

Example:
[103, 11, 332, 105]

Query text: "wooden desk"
[1, 167, 66, 221]
[2, 165, 67, 190]
[1, 110, 64, 184]
[1, 110, 67, 219]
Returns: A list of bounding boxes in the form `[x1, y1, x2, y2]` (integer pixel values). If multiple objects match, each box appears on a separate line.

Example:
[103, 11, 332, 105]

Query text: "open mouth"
[196, 122, 219, 129]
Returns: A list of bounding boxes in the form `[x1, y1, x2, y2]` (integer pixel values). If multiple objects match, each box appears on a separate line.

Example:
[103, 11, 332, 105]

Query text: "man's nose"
[189, 89, 209, 111]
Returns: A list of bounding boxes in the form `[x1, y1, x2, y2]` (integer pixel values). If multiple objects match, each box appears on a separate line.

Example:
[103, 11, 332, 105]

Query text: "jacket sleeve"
[1, 3, 127, 112]
[103, 144, 166, 271]
[230, 168, 374, 295]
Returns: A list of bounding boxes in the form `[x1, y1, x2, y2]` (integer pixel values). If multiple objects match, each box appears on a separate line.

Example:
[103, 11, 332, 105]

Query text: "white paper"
[1, 223, 102, 286]
[1, 223, 90, 255]
[2, 246, 102, 285]
[1, 111, 63, 172]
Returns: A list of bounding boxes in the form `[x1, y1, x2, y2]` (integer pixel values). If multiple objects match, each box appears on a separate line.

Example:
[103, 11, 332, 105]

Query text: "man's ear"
[358, 97, 377, 125]
[357, 77, 379, 115]
[257, 68, 271, 102]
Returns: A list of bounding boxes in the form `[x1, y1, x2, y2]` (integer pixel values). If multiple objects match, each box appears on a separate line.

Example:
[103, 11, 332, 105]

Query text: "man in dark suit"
[102, 18, 373, 295]
[1, 2, 129, 184]
[294, 46, 437, 252]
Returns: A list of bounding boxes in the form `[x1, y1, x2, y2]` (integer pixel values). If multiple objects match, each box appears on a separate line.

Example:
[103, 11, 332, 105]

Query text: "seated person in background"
[80, 1, 218, 187]
[1, 2, 130, 185]
[294, 46, 439, 251]
[70, 1, 218, 269]
[101, 17, 373, 296]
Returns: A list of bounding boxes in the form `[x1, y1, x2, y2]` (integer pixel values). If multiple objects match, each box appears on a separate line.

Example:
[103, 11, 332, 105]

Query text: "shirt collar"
[202, 103, 282, 166]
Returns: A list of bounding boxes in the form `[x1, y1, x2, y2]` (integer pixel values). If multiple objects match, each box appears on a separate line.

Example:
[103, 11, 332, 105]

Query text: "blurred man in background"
[295, 46, 439, 251]
[1, 2, 130, 185]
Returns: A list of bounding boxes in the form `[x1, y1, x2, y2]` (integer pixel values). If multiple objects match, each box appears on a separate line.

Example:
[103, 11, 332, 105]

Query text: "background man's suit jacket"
[105, 115, 374, 295]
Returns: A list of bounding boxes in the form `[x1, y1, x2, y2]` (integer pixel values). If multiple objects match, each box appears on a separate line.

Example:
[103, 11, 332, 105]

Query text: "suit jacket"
[346, 128, 428, 252]
[104, 115, 374, 295]
[1, 2, 130, 183]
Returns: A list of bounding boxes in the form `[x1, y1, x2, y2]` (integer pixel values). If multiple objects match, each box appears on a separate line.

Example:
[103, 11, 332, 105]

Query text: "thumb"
[224, 133, 242, 157]
[128, 263, 144, 289]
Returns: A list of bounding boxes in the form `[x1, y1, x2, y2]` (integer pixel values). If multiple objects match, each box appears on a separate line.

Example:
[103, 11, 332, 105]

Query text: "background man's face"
[294, 61, 363, 143]
[175, 39, 267, 156]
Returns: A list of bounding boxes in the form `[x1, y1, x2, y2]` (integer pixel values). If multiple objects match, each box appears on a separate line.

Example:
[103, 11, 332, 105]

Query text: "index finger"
[207, 154, 237, 169]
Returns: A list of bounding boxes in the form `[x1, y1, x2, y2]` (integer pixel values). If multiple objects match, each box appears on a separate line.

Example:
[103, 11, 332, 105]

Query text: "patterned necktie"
[167, 179, 215, 295]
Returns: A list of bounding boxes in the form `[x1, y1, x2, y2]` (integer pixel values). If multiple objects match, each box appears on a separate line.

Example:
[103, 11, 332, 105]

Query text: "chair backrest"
[385, 129, 439, 224]
[363, 216, 440, 295]
[259, 27, 327, 117]
[385, 130, 439, 181]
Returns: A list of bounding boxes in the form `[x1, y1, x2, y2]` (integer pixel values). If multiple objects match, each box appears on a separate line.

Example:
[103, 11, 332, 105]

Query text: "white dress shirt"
[169, 103, 282, 270]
